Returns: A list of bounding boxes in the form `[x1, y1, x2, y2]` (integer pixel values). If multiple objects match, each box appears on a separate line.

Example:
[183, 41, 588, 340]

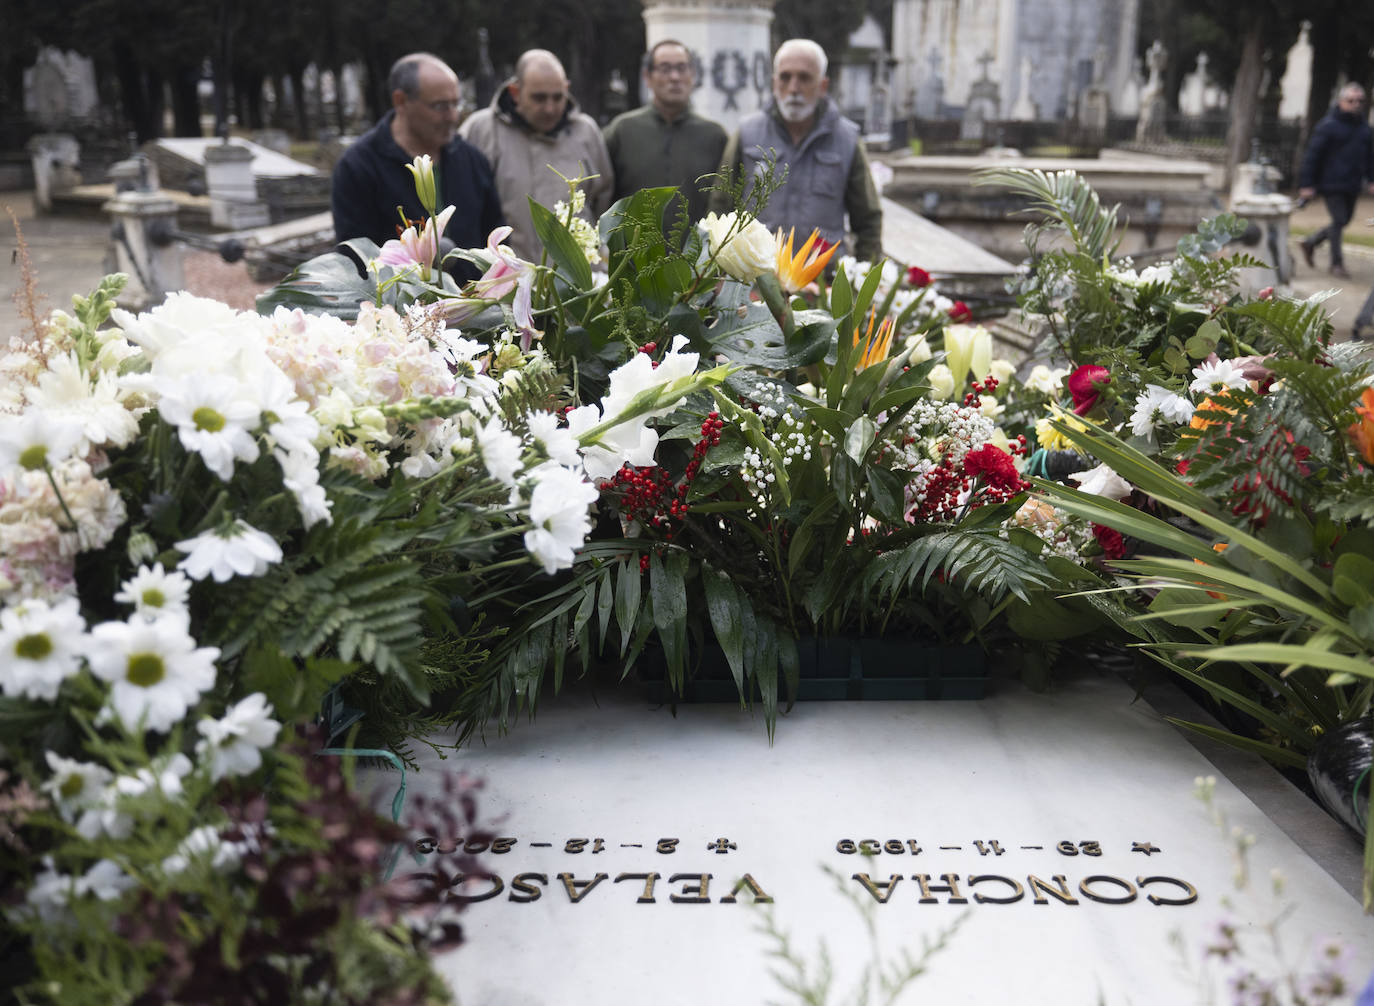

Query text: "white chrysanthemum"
[22, 859, 76, 922]
[195, 692, 281, 781]
[115, 752, 194, 801]
[274, 447, 332, 528]
[0, 410, 84, 472]
[156, 373, 262, 481]
[1130, 384, 1196, 438]
[76, 858, 133, 901]
[523, 465, 600, 574]
[476, 415, 524, 487]
[24, 352, 140, 452]
[526, 411, 582, 467]
[85, 617, 219, 732]
[41, 752, 114, 825]
[114, 563, 192, 620]
[1068, 462, 1134, 501]
[113, 292, 248, 361]
[1189, 359, 1250, 396]
[175, 520, 283, 583]
[0, 595, 87, 700]
[162, 824, 247, 876]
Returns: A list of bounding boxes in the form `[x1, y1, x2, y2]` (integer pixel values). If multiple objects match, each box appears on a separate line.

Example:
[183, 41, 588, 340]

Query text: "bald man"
[712, 38, 882, 262]
[331, 52, 503, 278]
[460, 49, 614, 260]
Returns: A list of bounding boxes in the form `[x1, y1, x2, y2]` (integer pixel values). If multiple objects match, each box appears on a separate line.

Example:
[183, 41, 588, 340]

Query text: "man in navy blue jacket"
[331, 52, 504, 280]
[1298, 83, 1374, 280]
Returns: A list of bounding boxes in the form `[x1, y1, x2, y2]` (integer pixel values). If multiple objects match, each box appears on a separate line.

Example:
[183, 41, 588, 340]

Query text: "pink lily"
[377, 205, 456, 281]
[470, 226, 529, 299]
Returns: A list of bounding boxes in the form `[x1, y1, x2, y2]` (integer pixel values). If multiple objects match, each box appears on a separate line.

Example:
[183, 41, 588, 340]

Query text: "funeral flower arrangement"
[0, 249, 717, 1000]
[979, 167, 1374, 905]
[259, 157, 1089, 736]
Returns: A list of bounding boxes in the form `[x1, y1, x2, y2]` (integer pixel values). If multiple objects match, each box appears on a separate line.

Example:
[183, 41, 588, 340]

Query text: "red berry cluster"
[610, 412, 725, 548]
[905, 457, 968, 523]
[638, 341, 658, 356]
[962, 374, 999, 410]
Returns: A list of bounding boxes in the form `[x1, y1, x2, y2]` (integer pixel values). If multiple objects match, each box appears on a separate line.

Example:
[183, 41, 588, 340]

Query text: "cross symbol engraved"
[708, 837, 738, 854]
[1132, 842, 1161, 856]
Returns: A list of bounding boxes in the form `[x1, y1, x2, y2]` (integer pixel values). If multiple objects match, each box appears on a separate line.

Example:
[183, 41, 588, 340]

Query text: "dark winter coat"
[1299, 108, 1374, 194]
[331, 110, 505, 278]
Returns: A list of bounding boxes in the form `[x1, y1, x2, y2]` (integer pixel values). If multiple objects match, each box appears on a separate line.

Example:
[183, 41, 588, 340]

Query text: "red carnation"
[963, 444, 1022, 490]
[948, 301, 972, 323]
[907, 265, 932, 288]
[1092, 523, 1127, 559]
[1068, 364, 1111, 416]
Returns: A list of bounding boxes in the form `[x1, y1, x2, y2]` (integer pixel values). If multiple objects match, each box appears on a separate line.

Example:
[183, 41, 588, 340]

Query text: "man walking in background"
[331, 52, 503, 278]
[1298, 82, 1374, 280]
[460, 49, 614, 261]
[712, 38, 882, 263]
[603, 39, 727, 230]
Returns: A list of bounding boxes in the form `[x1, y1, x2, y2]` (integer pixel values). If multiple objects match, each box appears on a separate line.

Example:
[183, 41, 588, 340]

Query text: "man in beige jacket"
[459, 49, 614, 261]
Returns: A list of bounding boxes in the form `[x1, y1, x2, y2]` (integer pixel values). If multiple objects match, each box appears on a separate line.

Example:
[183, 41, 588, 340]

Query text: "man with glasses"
[331, 52, 503, 277]
[460, 49, 613, 261]
[603, 39, 727, 230]
[1297, 82, 1374, 280]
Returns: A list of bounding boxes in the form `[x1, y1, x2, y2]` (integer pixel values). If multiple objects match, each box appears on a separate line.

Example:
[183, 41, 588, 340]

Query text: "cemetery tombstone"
[1135, 39, 1168, 143]
[960, 52, 1000, 142]
[393, 676, 1374, 1004]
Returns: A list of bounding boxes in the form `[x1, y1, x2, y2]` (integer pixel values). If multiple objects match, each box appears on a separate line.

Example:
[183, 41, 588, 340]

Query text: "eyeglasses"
[423, 99, 461, 113]
[651, 62, 692, 77]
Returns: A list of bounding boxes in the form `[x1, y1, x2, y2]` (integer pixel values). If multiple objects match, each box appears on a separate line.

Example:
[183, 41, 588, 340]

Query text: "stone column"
[104, 189, 184, 310]
[641, 0, 775, 135]
[27, 133, 81, 212]
[1230, 162, 1294, 293]
[204, 142, 270, 229]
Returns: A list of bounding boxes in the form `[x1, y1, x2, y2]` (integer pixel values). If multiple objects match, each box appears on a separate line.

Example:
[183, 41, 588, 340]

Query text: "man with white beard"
[712, 38, 882, 262]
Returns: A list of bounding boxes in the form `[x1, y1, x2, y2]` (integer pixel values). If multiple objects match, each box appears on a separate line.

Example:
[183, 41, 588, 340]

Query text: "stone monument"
[1278, 22, 1313, 122]
[960, 52, 1001, 142]
[1009, 57, 1037, 122]
[104, 155, 184, 311]
[640, 0, 775, 134]
[1076, 46, 1112, 139]
[1135, 39, 1168, 143]
[204, 141, 272, 230]
[891, 0, 1138, 129]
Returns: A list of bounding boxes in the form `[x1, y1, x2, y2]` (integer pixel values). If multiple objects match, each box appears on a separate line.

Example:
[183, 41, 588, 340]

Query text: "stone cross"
[976, 51, 996, 83]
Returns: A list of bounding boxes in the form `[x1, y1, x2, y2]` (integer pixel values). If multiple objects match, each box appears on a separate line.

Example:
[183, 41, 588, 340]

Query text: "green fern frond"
[862, 528, 1059, 606]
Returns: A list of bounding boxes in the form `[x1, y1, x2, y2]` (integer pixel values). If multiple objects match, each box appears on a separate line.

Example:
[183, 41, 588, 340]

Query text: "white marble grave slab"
[388, 675, 1374, 1005]
[152, 137, 319, 178]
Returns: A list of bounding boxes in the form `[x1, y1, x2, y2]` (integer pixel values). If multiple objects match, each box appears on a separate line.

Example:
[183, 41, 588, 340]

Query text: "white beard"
[778, 96, 818, 123]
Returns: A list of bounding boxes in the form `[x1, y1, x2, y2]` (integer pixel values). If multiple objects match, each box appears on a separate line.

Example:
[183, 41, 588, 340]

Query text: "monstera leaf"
[701, 280, 835, 369]
[256, 239, 381, 319]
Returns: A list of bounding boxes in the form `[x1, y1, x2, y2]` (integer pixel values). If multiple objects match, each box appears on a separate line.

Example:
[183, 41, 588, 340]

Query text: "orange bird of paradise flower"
[1350, 386, 1374, 465]
[853, 307, 896, 371]
[775, 227, 840, 294]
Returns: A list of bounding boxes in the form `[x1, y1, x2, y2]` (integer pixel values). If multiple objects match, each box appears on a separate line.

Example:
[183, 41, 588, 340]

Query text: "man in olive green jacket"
[712, 38, 882, 262]
[459, 49, 614, 261]
[603, 39, 727, 229]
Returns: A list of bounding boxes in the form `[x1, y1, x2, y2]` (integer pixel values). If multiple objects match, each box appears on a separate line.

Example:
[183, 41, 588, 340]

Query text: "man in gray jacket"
[459, 49, 614, 261]
[712, 38, 882, 262]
